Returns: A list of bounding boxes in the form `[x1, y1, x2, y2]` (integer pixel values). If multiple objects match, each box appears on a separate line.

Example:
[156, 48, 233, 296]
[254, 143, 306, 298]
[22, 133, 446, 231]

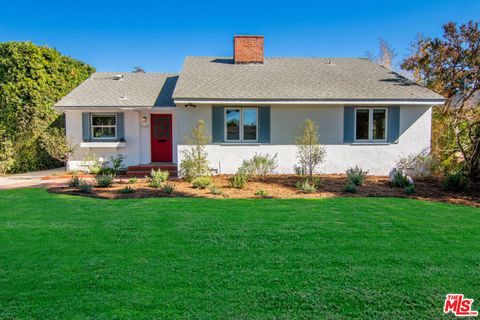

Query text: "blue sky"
[0, 0, 478, 72]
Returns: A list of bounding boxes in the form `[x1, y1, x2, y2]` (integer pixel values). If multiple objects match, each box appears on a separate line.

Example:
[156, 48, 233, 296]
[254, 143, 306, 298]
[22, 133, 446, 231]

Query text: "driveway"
[0, 168, 70, 190]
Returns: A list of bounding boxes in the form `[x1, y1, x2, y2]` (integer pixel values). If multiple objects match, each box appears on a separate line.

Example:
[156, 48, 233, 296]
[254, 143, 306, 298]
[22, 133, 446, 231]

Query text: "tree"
[295, 119, 326, 177]
[366, 38, 397, 69]
[453, 108, 480, 183]
[0, 125, 14, 174]
[41, 128, 77, 170]
[132, 66, 145, 73]
[401, 21, 480, 113]
[0, 42, 94, 172]
[179, 120, 211, 181]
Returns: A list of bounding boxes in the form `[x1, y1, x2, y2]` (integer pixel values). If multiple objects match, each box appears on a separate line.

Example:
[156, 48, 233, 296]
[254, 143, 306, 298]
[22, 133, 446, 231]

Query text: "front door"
[151, 114, 172, 162]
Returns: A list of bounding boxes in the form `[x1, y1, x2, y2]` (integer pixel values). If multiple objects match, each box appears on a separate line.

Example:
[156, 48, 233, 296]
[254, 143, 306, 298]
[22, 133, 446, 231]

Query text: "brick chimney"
[233, 35, 264, 64]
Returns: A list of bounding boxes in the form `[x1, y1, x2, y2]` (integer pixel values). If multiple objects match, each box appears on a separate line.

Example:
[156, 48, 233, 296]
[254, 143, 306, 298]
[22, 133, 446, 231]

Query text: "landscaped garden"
[0, 188, 479, 318]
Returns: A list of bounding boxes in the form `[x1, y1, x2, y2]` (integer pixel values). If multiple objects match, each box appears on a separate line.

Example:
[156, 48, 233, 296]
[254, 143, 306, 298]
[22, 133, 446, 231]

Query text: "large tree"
[0, 42, 94, 173]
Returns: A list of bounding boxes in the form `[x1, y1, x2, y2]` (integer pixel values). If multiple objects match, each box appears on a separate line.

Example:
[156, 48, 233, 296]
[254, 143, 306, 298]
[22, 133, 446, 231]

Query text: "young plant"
[346, 165, 369, 186]
[147, 169, 169, 188]
[162, 183, 176, 194]
[239, 153, 278, 179]
[295, 119, 326, 177]
[180, 120, 211, 181]
[191, 176, 212, 189]
[69, 175, 81, 187]
[390, 171, 411, 188]
[254, 189, 270, 198]
[78, 180, 93, 193]
[295, 179, 316, 193]
[209, 185, 223, 195]
[110, 154, 127, 176]
[230, 172, 247, 189]
[127, 178, 138, 184]
[120, 186, 135, 194]
[344, 181, 357, 193]
[95, 174, 114, 188]
[404, 184, 416, 195]
[443, 173, 466, 191]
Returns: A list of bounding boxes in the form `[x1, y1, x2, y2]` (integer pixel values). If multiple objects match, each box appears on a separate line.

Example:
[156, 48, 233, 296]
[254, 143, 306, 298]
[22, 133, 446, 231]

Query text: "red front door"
[151, 114, 172, 162]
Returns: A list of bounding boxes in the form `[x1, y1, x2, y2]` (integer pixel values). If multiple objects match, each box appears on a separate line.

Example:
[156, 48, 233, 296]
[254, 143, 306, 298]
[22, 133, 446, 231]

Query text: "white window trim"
[91, 114, 117, 140]
[224, 107, 259, 142]
[354, 107, 388, 142]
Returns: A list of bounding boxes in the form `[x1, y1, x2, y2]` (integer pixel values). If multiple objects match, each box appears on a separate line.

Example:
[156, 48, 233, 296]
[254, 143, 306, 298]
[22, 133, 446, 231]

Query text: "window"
[225, 107, 258, 142]
[355, 108, 387, 141]
[91, 114, 117, 139]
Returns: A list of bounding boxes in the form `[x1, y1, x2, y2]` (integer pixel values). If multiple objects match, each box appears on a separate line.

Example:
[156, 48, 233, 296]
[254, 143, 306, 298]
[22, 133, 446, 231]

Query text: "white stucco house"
[54, 36, 444, 176]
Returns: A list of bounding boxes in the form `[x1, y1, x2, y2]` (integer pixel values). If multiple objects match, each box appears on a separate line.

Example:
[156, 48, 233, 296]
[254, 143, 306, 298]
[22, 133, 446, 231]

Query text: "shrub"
[69, 175, 81, 187]
[443, 173, 466, 191]
[110, 154, 127, 176]
[389, 169, 413, 188]
[346, 165, 369, 186]
[95, 174, 114, 188]
[120, 186, 135, 194]
[255, 189, 270, 198]
[239, 153, 278, 179]
[295, 119, 327, 176]
[147, 169, 169, 188]
[127, 178, 138, 184]
[78, 180, 93, 193]
[162, 183, 176, 194]
[180, 120, 211, 181]
[404, 184, 416, 195]
[295, 179, 316, 193]
[191, 176, 212, 189]
[230, 172, 247, 189]
[396, 152, 436, 178]
[293, 164, 307, 176]
[209, 185, 223, 195]
[311, 176, 323, 189]
[344, 181, 357, 193]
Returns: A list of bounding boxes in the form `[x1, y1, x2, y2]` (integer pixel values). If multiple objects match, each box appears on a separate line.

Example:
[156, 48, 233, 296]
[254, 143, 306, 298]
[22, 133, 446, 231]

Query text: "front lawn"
[0, 189, 479, 319]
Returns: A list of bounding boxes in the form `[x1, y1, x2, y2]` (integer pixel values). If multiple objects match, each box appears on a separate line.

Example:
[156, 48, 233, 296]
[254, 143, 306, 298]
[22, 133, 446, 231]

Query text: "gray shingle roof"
[55, 72, 178, 107]
[173, 57, 444, 102]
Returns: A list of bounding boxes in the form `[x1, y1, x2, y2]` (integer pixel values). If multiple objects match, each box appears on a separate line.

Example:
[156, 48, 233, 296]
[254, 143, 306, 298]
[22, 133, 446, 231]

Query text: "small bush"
[78, 180, 92, 193]
[69, 175, 81, 187]
[230, 172, 247, 189]
[311, 176, 323, 189]
[209, 185, 223, 195]
[296, 179, 316, 193]
[191, 176, 212, 189]
[110, 154, 127, 176]
[127, 178, 138, 184]
[344, 181, 357, 193]
[293, 164, 307, 176]
[396, 152, 436, 178]
[239, 153, 278, 179]
[346, 165, 368, 186]
[390, 170, 412, 188]
[147, 169, 169, 188]
[255, 189, 270, 198]
[404, 184, 416, 195]
[443, 173, 466, 192]
[162, 183, 176, 194]
[120, 186, 135, 194]
[95, 174, 114, 188]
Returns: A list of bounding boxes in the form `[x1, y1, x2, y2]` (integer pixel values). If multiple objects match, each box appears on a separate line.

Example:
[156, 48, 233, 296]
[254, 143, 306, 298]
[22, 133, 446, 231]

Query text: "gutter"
[173, 99, 445, 106]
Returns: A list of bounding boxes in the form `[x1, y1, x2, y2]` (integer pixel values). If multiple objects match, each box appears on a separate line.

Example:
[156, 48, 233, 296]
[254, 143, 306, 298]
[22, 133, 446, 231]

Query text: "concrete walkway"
[0, 168, 70, 190]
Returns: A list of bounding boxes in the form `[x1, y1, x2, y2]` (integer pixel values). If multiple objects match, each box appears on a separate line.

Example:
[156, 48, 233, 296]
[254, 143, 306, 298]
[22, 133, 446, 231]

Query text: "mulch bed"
[48, 174, 480, 208]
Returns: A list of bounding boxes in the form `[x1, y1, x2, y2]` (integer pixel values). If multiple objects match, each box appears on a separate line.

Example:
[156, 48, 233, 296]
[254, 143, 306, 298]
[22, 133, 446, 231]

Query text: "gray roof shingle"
[172, 57, 444, 102]
[55, 72, 178, 107]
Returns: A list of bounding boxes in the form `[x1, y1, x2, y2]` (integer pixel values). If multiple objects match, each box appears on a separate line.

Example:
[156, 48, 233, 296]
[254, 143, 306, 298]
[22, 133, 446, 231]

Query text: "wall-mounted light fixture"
[185, 103, 196, 108]
[141, 116, 147, 122]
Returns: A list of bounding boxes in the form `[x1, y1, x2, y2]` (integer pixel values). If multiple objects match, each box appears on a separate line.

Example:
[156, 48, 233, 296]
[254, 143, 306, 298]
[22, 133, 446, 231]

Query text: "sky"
[0, 0, 478, 73]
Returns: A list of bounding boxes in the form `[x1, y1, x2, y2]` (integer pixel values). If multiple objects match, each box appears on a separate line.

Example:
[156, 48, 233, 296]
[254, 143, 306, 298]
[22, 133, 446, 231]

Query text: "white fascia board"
[173, 99, 444, 106]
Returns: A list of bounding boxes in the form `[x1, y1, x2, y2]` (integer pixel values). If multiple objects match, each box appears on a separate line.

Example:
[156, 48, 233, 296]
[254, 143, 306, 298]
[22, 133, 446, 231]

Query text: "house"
[54, 36, 445, 176]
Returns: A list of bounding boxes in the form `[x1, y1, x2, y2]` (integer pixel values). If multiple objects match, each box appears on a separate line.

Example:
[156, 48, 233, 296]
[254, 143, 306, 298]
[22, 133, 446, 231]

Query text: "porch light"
[141, 116, 147, 122]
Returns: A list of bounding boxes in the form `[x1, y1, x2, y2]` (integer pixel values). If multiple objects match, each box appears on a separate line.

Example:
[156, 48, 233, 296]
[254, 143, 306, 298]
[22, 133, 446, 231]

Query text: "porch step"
[126, 164, 178, 178]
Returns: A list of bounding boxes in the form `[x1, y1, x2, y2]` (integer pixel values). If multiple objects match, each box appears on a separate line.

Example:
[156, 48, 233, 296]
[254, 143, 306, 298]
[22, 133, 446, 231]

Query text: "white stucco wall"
[177, 104, 432, 175]
[64, 104, 432, 175]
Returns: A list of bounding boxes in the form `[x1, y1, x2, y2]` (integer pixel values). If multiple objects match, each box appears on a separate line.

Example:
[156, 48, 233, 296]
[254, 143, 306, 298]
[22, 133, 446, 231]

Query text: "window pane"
[93, 127, 116, 138]
[372, 109, 386, 140]
[243, 109, 257, 140]
[92, 115, 116, 126]
[356, 109, 369, 140]
[226, 109, 240, 140]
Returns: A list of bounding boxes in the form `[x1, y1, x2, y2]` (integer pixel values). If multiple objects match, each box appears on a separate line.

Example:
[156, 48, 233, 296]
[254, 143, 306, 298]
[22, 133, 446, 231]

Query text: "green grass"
[0, 189, 479, 319]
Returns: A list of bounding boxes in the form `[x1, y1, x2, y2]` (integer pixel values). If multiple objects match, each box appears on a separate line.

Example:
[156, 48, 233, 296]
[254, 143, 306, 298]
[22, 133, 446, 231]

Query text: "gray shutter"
[116, 112, 125, 141]
[388, 106, 400, 143]
[258, 106, 270, 143]
[212, 106, 224, 143]
[82, 112, 91, 142]
[343, 107, 354, 143]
